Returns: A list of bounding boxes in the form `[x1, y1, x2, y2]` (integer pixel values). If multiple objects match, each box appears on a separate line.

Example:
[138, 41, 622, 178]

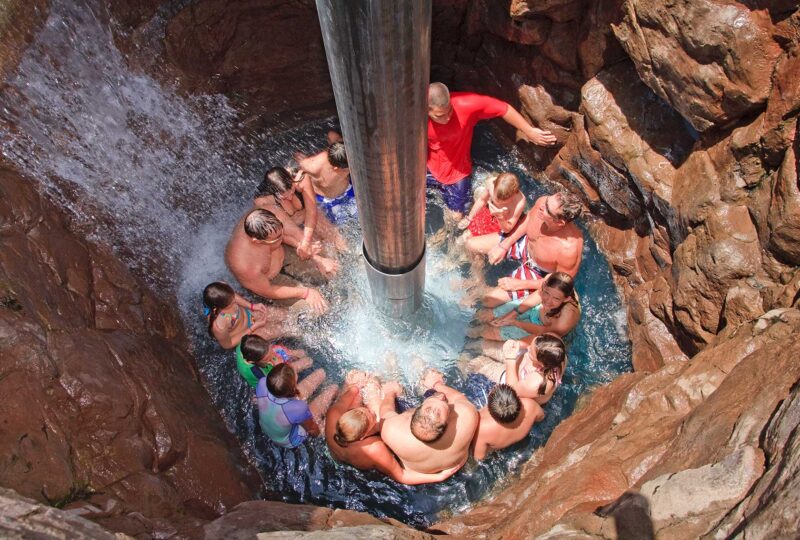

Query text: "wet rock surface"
[0, 165, 262, 537]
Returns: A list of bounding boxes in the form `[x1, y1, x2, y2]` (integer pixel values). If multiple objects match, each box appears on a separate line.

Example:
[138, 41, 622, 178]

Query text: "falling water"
[1, 0, 631, 527]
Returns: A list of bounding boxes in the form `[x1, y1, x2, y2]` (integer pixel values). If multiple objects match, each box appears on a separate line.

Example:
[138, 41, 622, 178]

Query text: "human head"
[256, 167, 293, 198]
[267, 363, 297, 398]
[333, 407, 376, 446]
[488, 384, 522, 424]
[240, 334, 271, 365]
[532, 334, 566, 369]
[244, 209, 283, 245]
[202, 282, 235, 336]
[428, 82, 453, 124]
[542, 192, 582, 224]
[541, 272, 575, 316]
[410, 392, 449, 442]
[493, 172, 521, 202]
[327, 142, 348, 169]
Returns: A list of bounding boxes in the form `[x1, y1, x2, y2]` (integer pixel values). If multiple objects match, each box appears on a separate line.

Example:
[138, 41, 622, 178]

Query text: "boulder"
[612, 0, 782, 132]
[0, 165, 262, 537]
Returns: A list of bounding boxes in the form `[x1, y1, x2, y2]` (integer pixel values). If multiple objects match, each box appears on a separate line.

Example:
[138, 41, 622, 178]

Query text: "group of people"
[200, 83, 588, 484]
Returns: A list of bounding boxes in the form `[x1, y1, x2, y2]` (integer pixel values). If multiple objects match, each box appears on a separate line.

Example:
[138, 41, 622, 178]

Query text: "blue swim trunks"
[426, 170, 472, 213]
[317, 180, 358, 225]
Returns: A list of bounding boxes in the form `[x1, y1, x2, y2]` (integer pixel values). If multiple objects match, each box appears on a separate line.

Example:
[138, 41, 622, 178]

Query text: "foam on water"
[1, 0, 632, 528]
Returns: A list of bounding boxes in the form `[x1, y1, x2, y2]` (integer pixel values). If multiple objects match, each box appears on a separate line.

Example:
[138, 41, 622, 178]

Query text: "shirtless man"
[295, 142, 358, 225]
[472, 384, 544, 460]
[225, 208, 329, 314]
[325, 371, 459, 485]
[380, 369, 479, 476]
[483, 192, 584, 307]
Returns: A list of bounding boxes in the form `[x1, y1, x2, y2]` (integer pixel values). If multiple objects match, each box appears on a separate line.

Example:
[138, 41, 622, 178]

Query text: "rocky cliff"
[2, 0, 799, 538]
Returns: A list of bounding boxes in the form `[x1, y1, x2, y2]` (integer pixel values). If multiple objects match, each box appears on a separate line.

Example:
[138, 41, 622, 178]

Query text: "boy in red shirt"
[426, 82, 557, 219]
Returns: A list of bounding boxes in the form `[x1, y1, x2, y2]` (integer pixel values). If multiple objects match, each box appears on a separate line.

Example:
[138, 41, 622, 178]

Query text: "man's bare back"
[225, 217, 284, 288]
[296, 149, 350, 200]
[381, 402, 476, 473]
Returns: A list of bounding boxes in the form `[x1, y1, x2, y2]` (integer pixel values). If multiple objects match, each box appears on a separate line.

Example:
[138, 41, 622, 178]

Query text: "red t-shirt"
[427, 92, 508, 185]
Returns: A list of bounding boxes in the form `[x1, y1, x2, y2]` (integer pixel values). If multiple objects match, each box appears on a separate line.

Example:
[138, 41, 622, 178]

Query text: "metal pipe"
[316, 0, 430, 316]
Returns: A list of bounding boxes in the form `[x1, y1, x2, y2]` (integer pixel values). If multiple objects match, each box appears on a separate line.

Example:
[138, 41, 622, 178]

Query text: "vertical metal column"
[316, 0, 430, 317]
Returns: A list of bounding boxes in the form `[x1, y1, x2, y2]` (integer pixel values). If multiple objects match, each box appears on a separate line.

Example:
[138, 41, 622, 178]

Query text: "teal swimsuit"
[495, 303, 544, 340]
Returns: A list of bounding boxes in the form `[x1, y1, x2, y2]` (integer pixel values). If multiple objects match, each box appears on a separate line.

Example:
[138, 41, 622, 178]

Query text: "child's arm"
[458, 186, 490, 230]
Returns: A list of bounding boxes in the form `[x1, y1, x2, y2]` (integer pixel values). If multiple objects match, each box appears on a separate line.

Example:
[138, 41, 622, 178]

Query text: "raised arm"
[296, 172, 319, 252]
[501, 105, 557, 147]
[379, 381, 402, 420]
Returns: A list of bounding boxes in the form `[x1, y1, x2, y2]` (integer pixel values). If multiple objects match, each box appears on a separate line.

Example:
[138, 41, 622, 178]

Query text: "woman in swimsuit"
[472, 272, 580, 345]
[202, 282, 285, 349]
[254, 167, 346, 257]
[464, 334, 566, 406]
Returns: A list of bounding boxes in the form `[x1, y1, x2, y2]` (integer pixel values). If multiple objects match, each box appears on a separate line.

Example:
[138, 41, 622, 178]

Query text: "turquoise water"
[192, 124, 632, 527]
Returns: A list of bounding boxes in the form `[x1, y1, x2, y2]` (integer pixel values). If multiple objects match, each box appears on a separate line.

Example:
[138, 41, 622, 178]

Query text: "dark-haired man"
[483, 192, 585, 307]
[427, 82, 556, 219]
[471, 384, 544, 460]
[379, 369, 478, 476]
[225, 208, 329, 314]
[296, 142, 358, 225]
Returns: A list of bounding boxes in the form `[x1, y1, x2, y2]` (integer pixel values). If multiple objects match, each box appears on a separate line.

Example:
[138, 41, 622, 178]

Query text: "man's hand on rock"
[521, 127, 557, 147]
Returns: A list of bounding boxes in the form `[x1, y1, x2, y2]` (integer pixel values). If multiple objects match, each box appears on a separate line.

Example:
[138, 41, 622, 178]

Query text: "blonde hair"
[333, 408, 370, 446]
[494, 172, 520, 201]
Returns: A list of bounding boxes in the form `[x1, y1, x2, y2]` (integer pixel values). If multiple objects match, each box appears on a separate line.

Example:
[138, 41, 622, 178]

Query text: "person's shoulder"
[454, 398, 479, 418]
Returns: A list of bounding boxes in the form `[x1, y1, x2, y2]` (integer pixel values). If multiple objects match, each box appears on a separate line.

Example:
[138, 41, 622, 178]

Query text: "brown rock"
[163, 0, 333, 122]
[768, 142, 800, 264]
[577, 0, 627, 79]
[612, 0, 783, 132]
[510, 0, 585, 23]
[0, 165, 261, 537]
[581, 62, 695, 216]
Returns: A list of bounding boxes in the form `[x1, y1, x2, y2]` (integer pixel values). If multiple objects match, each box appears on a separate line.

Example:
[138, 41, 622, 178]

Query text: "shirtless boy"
[225, 208, 329, 314]
[380, 369, 478, 476]
[484, 192, 584, 307]
[296, 142, 358, 225]
[472, 384, 544, 460]
[325, 372, 459, 485]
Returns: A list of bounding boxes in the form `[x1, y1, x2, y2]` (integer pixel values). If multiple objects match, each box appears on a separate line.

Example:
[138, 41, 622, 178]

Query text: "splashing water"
[1, 0, 632, 528]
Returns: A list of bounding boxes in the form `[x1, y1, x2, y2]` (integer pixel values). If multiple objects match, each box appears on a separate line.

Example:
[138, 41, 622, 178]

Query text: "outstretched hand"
[521, 127, 557, 147]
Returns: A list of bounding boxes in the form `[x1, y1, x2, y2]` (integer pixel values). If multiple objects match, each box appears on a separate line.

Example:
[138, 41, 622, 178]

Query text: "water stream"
[1, 0, 631, 528]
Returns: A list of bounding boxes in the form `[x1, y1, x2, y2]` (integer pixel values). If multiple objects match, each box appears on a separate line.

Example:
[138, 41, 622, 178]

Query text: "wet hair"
[327, 142, 348, 169]
[240, 334, 271, 364]
[494, 172, 521, 201]
[542, 272, 577, 319]
[255, 167, 293, 198]
[243, 209, 283, 240]
[428, 82, 450, 108]
[533, 334, 566, 396]
[488, 384, 522, 424]
[410, 398, 448, 442]
[554, 192, 583, 222]
[333, 408, 370, 447]
[203, 282, 235, 337]
[267, 363, 297, 398]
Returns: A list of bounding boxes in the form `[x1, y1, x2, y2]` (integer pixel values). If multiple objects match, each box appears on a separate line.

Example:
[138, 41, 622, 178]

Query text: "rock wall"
[0, 164, 267, 537]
